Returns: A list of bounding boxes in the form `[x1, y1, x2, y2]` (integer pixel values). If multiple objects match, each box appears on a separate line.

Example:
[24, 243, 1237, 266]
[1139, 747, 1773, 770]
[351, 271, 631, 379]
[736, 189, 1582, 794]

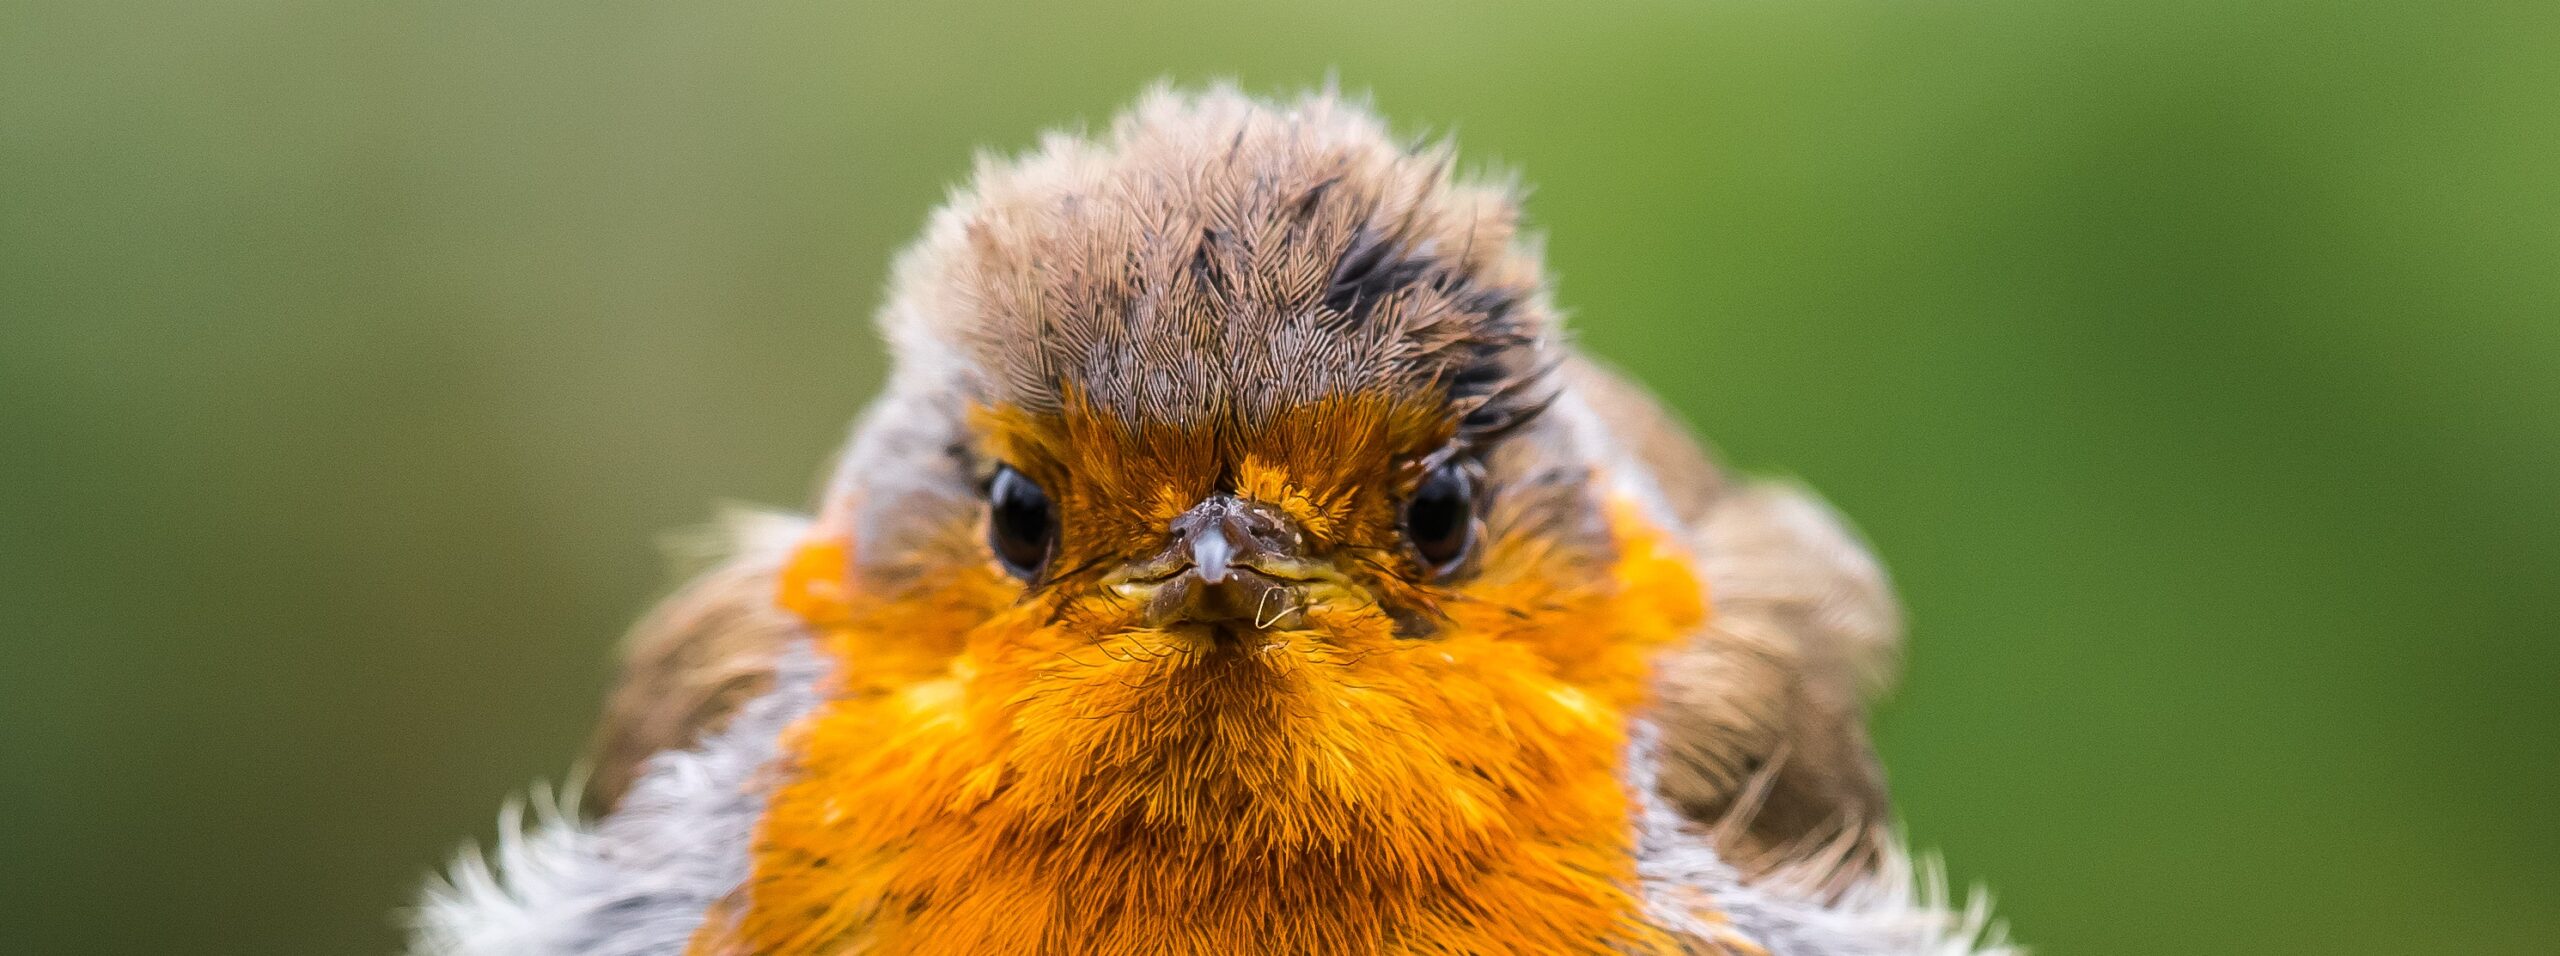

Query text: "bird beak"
[1107, 494, 1326, 632]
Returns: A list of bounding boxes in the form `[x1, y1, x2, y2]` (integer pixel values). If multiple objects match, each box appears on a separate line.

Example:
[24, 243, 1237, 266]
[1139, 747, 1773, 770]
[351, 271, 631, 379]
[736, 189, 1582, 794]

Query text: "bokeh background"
[5, 1, 2555, 953]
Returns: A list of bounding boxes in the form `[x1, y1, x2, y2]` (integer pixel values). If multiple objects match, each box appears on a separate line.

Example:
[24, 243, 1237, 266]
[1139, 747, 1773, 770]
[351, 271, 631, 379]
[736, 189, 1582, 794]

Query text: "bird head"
[779, 90, 1696, 730]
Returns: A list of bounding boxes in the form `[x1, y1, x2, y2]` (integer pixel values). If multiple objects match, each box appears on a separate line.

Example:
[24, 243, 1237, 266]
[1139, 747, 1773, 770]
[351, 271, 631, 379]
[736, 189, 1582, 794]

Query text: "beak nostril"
[1244, 519, 1290, 549]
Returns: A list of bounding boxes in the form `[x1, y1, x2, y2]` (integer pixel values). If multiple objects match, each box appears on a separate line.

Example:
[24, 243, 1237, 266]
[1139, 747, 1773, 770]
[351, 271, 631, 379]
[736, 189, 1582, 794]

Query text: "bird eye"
[986, 464, 1056, 581]
[1402, 461, 1476, 577]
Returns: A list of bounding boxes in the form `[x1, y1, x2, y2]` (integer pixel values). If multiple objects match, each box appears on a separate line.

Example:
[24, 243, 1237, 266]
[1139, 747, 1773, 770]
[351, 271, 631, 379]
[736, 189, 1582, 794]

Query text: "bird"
[408, 85, 2010, 956]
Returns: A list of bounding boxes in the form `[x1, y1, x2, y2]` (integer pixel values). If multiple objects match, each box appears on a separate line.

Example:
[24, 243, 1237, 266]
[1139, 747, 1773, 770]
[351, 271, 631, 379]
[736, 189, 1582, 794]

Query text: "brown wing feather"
[1569, 356, 1900, 883]
[581, 510, 810, 814]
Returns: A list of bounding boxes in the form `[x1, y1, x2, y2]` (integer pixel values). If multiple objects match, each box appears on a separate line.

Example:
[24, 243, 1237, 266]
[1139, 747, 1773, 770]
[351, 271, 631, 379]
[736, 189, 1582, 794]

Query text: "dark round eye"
[986, 464, 1056, 581]
[1402, 461, 1476, 577]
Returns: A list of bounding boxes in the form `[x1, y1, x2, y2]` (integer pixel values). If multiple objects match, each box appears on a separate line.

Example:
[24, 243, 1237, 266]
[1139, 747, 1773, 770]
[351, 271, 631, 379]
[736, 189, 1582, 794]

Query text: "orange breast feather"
[691, 504, 1706, 956]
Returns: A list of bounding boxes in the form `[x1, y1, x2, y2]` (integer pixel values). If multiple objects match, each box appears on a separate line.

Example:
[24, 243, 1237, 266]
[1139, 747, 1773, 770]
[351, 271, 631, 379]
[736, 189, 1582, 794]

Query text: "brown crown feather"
[880, 86, 1555, 443]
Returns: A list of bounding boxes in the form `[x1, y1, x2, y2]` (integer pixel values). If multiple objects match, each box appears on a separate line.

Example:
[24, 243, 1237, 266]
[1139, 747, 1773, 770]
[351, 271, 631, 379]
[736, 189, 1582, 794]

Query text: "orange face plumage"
[680, 91, 1713, 955]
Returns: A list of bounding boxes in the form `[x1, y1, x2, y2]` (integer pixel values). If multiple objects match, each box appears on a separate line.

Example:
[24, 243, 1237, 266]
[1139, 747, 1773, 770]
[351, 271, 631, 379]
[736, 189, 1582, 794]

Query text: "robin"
[410, 86, 2009, 956]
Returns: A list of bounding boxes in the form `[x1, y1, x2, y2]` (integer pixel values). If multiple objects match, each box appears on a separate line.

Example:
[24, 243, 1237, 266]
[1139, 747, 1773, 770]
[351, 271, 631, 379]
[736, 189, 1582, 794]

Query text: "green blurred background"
[4, 1, 2554, 952]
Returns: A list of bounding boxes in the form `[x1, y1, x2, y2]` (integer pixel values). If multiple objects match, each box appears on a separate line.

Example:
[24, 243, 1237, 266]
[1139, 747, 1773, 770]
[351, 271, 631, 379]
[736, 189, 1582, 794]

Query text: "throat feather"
[694, 507, 1703, 955]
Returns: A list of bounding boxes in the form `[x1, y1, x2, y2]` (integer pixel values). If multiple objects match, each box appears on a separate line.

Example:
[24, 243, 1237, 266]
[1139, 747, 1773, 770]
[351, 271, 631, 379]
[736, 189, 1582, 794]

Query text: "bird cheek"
[776, 536, 856, 629]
